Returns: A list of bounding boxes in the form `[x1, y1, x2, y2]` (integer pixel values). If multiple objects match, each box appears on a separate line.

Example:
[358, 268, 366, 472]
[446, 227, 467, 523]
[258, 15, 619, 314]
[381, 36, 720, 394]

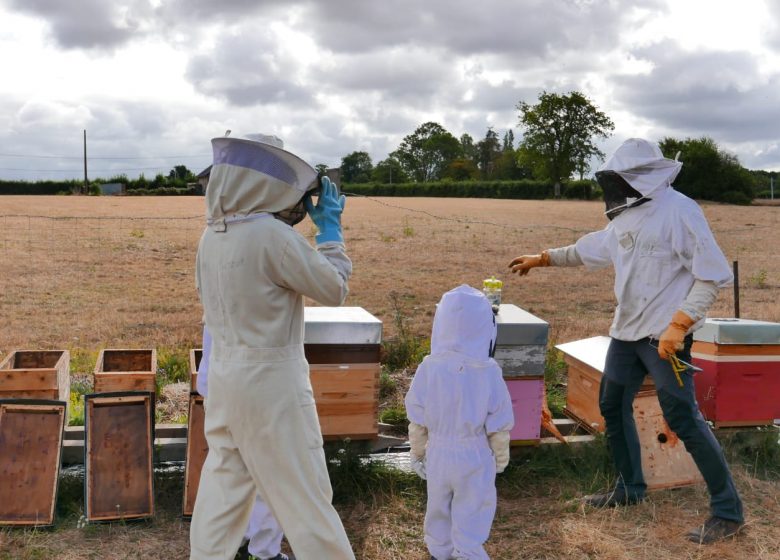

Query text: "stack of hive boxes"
[557, 336, 702, 490]
[184, 306, 382, 517]
[494, 304, 549, 445]
[0, 350, 70, 527]
[691, 318, 780, 427]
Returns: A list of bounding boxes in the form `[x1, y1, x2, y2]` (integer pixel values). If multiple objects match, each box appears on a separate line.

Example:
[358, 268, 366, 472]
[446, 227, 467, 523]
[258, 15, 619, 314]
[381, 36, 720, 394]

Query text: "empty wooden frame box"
[0, 350, 70, 401]
[0, 399, 67, 527]
[692, 318, 780, 427]
[557, 336, 703, 490]
[183, 350, 206, 518]
[85, 392, 155, 521]
[93, 349, 157, 393]
[495, 304, 549, 444]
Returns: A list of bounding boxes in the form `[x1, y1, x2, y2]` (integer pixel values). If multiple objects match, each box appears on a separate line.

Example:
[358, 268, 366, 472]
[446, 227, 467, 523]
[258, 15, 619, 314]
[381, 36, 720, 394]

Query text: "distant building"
[100, 183, 126, 196]
[196, 166, 211, 194]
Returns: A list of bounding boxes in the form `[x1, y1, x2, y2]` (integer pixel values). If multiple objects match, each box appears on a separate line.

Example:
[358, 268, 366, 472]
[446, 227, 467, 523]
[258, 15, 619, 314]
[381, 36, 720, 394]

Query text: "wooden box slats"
[0, 400, 66, 526]
[310, 363, 379, 440]
[183, 394, 207, 518]
[189, 349, 203, 392]
[0, 350, 70, 402]
[94, 349, 157, 394]
[85, 392, 155, 521]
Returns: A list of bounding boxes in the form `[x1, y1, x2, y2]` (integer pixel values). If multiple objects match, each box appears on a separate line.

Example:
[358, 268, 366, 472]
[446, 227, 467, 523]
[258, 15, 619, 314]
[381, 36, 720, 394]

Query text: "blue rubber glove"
[304, 176, 346, 244]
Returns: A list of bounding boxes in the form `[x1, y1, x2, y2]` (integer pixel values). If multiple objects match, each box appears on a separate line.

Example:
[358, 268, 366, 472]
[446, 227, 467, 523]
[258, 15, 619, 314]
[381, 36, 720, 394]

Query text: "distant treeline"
[345, 179, 599, 200]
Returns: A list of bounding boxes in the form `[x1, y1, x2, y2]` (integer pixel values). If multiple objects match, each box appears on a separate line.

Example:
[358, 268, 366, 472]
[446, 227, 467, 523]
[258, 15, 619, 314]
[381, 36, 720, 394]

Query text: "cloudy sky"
[1, 0, 779, 181]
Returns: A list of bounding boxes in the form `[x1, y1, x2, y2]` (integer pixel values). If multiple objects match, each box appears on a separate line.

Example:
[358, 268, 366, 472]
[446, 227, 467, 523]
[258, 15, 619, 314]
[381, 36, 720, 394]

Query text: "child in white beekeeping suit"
[197, 326, 291, 560]
[404, 284, 514, 560]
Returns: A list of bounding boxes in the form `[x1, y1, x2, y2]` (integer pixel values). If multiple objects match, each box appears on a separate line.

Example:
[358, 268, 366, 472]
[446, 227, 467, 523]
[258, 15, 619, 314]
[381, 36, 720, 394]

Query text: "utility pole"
[83, 129, 88, 195]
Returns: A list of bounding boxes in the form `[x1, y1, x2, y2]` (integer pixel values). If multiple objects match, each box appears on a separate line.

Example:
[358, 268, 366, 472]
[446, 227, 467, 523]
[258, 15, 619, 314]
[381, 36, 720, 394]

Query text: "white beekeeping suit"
[405, 285, 514, 560]
[196, 325, 286, 560]
[190, 133, 355, 560]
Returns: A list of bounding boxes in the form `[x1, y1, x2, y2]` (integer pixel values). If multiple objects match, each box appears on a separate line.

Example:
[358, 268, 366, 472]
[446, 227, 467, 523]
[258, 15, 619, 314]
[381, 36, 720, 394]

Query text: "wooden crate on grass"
[557, 336, 703, 490]
[0, 350, 70, 401]
[85, 392, 155, 521]
[183, 393, 207, 518]
[93, 349, 157, 394]
[0, 399, 67, 527]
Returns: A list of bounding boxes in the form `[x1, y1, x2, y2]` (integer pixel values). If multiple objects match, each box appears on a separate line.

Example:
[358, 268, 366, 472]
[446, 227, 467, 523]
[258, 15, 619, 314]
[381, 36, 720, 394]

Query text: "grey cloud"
[305, 0, 665, 59]
[185, 31, 312, 107]
[4, 0, 153, 49]
[614, 41, 780, 144]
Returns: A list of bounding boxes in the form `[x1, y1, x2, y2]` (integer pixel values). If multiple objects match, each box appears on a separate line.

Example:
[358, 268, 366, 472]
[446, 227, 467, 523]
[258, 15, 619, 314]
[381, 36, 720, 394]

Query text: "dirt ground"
[1, 195, 779, 559]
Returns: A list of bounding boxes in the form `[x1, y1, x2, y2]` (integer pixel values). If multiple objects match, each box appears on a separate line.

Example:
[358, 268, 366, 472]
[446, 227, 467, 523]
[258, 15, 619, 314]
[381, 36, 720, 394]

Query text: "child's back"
[405, 285, 514, 560]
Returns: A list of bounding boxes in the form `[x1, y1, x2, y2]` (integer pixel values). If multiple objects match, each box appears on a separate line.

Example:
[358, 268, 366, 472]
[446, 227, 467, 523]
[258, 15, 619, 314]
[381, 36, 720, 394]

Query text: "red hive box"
[692, 318, 780, 427]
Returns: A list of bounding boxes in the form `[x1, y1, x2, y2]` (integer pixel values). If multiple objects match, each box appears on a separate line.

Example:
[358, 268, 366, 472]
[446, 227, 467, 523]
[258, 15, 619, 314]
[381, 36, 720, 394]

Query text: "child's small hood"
[430, 284, 497, 361]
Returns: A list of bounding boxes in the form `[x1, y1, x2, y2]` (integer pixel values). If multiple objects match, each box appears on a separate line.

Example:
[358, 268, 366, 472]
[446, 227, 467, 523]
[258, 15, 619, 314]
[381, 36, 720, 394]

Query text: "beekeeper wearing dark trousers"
[405, 285, 515, 560]
[508, 138, 744, 545]
[190, 133, 355, 560]
[196, 326, 290, 560]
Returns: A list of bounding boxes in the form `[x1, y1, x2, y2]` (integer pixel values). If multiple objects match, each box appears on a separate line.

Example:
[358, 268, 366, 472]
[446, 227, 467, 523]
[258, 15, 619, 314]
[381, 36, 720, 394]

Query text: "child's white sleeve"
[404, 361, 429, 460]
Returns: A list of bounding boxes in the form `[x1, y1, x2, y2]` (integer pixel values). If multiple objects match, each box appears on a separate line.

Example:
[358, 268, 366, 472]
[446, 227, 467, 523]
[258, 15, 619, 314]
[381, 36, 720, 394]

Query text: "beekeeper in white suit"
[509, 138, 744, 545]
[196, 326, 290, 560]
[405, 284, 514, 560]
[190, 133, 355, 560]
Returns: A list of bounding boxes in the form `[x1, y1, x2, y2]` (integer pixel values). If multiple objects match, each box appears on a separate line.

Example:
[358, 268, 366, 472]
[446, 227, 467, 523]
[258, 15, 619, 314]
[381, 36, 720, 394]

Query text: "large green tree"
[517, 91, 614, 195]
[340, 151, 373, 183]
[392, 122, 462, 182]
[476, 127, 502, 179]
[659, 137, 755, 204]
[371, 157, 408, 183]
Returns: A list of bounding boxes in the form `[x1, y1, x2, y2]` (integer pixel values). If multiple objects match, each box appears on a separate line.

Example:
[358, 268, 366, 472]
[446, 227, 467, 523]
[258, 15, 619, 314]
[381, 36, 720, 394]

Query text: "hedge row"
[0, 180, 79, 195]
[125, 186, 200, 196]
[344, 179, 600, 200]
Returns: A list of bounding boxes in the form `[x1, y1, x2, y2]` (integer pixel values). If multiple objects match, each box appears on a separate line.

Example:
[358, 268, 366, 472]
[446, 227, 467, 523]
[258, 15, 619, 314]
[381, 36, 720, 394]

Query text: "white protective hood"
[597, 138, 682, 200]
[430, 284, 497, 362]
[205, 134, 318, 231]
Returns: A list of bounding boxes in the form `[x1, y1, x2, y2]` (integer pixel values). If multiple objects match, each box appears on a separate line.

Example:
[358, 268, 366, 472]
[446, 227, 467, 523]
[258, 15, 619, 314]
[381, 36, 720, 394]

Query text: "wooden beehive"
[557, 336, 703, 490]
[0, 350, 70, 401]
[189, 349, 203, 392]
[692, 318, 780, 427]
[310, 363, 380, 439]
[505, 376, 544, 445]
[85, 392, 155, 521]
[304, 306, 382, 440]
[93, 349, 157, 394]
[0, 399, 66, 527]
[183, 393, 207, 518]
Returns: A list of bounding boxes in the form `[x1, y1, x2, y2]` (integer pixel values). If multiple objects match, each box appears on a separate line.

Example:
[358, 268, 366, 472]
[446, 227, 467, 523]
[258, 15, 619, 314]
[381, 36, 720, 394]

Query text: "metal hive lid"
[495, 304, 549, 346]
[304, 306, 383, 345]
[693, 318, 780, 345]
[555, 336, 612, 373]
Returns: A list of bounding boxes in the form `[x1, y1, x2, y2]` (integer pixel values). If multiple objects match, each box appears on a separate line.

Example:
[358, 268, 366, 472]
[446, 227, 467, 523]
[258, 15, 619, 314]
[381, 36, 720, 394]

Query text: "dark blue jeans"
[599, 336, 744, 522]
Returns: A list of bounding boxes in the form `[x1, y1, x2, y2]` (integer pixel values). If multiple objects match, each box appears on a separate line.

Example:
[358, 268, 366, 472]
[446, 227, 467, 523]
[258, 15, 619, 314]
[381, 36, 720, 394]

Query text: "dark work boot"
[686, 516, 744, 544]
[583, 489, 644, 508]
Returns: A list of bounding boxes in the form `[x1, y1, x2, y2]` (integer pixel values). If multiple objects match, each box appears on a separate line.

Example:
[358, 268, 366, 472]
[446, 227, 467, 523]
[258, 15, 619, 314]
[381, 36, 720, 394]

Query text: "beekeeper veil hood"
[430, 284, 497, 361]
[205, 132, 319, 231]
[595, 138, 682, 220]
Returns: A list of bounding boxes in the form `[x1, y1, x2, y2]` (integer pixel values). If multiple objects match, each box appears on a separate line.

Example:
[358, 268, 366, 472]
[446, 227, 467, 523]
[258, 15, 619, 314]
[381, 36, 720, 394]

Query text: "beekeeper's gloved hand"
[508, 251, 551, 276]
[658, 310, 695, 359]
[304, 176, 346, 244]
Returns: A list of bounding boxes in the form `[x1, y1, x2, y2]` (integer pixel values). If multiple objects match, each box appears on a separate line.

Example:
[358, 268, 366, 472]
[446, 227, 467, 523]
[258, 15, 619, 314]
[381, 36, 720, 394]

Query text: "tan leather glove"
[488, 431, 511, 473]
[657, 310, 695, 359]
[508, 251, 551, 276]
[408, 421, 428, 460]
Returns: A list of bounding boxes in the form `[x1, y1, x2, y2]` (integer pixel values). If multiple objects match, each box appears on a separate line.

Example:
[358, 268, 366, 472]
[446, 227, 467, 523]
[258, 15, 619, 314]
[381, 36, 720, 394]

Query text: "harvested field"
[1, 195, 778, 352]
[1, 195, 779, 559]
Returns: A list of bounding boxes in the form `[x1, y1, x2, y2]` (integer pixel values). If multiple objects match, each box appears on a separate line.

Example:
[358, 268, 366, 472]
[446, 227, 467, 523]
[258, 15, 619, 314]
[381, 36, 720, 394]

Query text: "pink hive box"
[505, 376, 544, 445]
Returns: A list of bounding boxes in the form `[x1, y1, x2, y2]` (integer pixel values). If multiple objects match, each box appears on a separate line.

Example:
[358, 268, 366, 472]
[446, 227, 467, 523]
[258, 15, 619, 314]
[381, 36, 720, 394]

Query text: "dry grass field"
[1, 195, 779, 559]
